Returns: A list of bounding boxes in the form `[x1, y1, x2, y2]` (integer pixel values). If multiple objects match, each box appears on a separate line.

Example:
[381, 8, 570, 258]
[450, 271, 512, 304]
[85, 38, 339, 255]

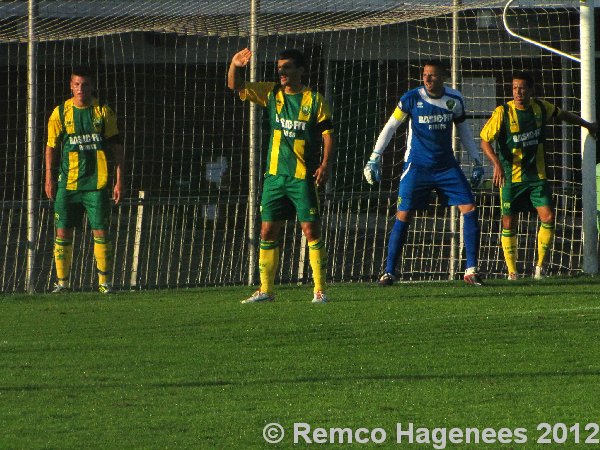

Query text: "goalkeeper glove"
[363, 154, 382, 185]
[470, 162, 485, 189]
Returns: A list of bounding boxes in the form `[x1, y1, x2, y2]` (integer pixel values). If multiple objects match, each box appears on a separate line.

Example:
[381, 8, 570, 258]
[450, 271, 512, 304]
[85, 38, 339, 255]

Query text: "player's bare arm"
[314, 132, 335, 187]
[112, 142, 125, 204]
[480, 139, 504, 187]
[556, 110, 598, 139]
[44, 145, 57, 200]
[227, 48, 252, 91]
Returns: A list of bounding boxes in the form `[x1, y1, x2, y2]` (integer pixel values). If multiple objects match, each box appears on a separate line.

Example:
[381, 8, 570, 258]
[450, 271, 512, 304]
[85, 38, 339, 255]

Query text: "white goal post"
[0, 0, 595, 292]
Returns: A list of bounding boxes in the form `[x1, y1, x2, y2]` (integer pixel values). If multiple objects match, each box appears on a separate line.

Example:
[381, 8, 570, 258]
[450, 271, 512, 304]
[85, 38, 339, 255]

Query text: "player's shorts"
[260, 174, 320, 222]
[500, 180, 552, 215]
[54, 188, 111, 231]
[396, 162, 475, 211]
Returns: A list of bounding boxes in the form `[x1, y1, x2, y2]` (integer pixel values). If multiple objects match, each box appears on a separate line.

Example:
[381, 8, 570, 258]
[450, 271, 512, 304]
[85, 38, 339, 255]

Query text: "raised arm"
[227, 48, 252, 91]
[556, 110, 598, 138]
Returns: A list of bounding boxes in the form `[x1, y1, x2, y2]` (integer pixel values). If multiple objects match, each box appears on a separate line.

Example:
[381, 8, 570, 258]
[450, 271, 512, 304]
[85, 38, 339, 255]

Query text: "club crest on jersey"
[93, 117, 103, 131]
[301, 105, 311, 115]
[446, 99, 456, 110]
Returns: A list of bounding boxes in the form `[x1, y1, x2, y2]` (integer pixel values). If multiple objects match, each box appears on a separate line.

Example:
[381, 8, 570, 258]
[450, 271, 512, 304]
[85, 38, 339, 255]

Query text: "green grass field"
[2, 277, 600, 449]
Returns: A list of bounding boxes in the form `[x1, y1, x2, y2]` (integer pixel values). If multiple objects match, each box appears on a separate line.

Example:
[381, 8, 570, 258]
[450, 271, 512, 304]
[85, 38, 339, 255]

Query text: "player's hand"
[313, 163, 329, 187]
[492, 161, 505, 188]
[113, 183, 123, 205]
[363, 154, 382, 185]
[232, 48, 252, 68]
[45, 178, 56, 200]
[470, 162, 485, 189]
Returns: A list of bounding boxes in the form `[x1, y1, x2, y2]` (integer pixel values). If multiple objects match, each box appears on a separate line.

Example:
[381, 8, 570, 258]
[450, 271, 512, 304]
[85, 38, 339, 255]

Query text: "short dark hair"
[71, 65, 94, 80]
[276, 49, 306, 68]
[512, 71, 534, 88]
[422, 60, 448, 76]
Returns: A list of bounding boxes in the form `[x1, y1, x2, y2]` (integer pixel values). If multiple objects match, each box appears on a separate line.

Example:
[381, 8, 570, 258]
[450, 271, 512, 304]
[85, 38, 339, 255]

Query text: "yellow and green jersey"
[480, 99, 559, 183]
[47, 97, 119, 191]
[240, 82, 333, 180]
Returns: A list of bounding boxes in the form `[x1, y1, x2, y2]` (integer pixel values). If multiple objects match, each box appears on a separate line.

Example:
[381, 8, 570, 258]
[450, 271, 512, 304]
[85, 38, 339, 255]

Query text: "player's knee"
[459, 204, 476, 215]
[502, 216, 514, 230]
[56, 228, 74, 240]
[395, 211, 411, 222]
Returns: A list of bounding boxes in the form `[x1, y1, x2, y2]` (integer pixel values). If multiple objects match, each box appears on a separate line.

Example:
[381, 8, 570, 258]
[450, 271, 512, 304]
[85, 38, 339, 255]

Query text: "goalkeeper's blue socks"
[385, 219, 409, 274]
[462, 209, 480, 269]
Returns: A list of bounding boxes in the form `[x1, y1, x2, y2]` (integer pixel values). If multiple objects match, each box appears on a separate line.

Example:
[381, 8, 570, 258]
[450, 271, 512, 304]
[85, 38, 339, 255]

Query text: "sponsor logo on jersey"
[512, 127, 541, 146]
[418, 113, 453, 129]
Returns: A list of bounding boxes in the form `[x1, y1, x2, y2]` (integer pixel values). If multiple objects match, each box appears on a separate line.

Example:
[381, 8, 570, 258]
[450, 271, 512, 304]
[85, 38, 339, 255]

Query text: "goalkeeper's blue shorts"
[396, 161, 475, 211]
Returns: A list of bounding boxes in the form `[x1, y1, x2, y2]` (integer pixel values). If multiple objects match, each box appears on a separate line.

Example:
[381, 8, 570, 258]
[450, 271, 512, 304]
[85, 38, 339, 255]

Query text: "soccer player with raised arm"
[228, 48, 335, 303]
[45, 66, 124, 293]
[364, 61, 484, 286]
[480, 71, 597, 280]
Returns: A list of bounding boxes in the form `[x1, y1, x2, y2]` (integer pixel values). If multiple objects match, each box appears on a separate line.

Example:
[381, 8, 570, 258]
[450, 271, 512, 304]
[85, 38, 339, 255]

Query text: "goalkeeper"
[480, 70, 597, 280]
[364, 61, 484, 286]
[45, 66, 124, 294]
[228, 48, 335, 304]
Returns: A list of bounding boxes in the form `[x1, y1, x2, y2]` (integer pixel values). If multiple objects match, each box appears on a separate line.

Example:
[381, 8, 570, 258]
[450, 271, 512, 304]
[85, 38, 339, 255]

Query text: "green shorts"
[54, 188, 111, 231]
[500, 180, 552, 215]
[260, 174, 321, 222]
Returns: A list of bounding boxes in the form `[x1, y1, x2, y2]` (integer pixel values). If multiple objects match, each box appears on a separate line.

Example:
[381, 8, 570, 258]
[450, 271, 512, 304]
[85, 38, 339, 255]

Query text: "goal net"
[0, 0, 587, 292]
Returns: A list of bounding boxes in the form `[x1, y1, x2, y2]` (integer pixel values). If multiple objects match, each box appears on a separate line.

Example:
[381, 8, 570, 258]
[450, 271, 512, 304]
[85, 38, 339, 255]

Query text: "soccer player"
[364, 61, 484, 286]
[480, 70, 597, 280]
[45, 66, 124, 293]
[227, 48, 335, 303]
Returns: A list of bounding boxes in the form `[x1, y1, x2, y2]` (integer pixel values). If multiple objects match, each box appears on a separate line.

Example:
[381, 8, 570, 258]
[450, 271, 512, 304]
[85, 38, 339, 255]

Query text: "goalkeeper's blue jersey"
[398, 86, 467, 169]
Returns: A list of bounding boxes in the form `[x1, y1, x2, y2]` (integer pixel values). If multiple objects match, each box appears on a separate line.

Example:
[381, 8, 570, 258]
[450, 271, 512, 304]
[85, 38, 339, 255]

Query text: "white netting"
[0, 0, 589, 291]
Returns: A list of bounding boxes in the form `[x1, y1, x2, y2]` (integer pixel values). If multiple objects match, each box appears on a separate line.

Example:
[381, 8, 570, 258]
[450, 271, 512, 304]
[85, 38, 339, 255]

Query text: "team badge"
[309, 208, 316, 215]
[446, 99, 456, 110]
[93, 117, 103, 131]
[301, 105, 311, 115]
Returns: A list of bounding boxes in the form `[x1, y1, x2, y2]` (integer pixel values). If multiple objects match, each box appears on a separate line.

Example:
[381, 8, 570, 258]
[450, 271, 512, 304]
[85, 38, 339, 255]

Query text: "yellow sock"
[537, 222, 555, 266]
[501, 229, 517, 274]
[54, 238, 72, 286]
[308, 239, 328, 293]
[259, 240, 279, 294]
[93, 236, 113, 285]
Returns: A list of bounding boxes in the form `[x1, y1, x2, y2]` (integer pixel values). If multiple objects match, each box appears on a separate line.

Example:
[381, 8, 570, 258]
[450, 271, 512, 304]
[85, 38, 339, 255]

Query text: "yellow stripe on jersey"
[512, 148, 523, 182]
[64, 105, 75, 134]
[97, 150, 108, 189]
[293, 139, 306, 179]
[275, 89, 285, 115]
[67, 151, 79, 189]
[298, 91, 313, 122]
[270, 130, 282, 175]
